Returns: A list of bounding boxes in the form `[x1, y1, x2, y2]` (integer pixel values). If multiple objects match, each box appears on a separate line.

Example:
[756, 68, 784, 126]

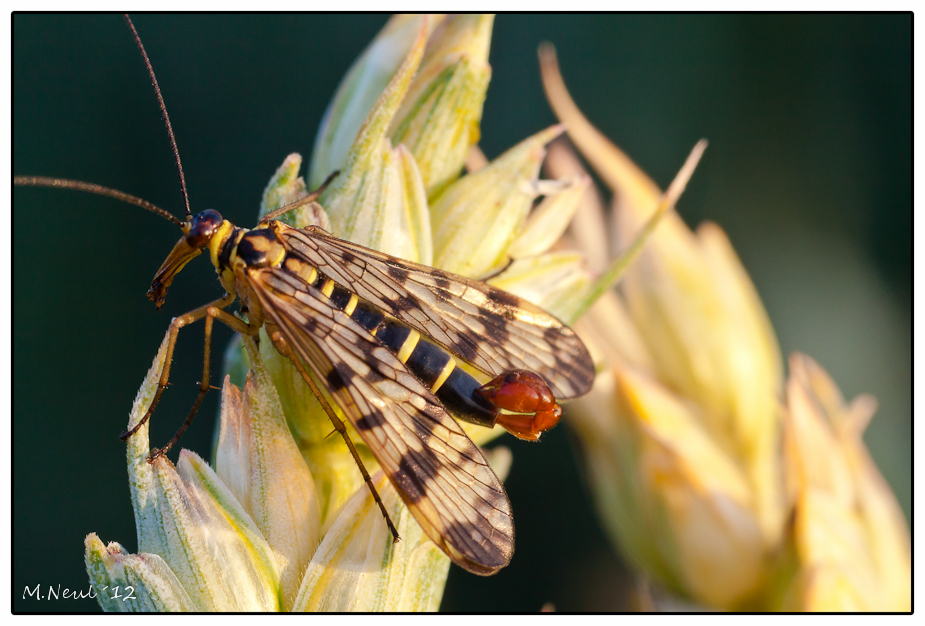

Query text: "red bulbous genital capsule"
[477, 370, 562, 441]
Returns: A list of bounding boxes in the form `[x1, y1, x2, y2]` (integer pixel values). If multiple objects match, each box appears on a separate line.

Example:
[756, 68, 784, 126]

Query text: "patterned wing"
[247, 267, 514, 575]
[276, 224, 595, 399]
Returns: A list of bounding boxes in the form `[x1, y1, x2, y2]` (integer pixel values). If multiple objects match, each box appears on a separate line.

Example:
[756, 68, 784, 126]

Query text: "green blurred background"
[13, 14, 910, 612]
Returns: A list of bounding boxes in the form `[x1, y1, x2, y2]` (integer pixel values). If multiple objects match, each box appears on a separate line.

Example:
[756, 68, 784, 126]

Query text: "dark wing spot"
[429, 273, 451, 303]
[484, 321, 510, 344]
[432, 273, 452, 292]
[488, 286, 520, 308]
[363, 366, 386, 384]
[442, 519, 512, 575]
[326, 367, 348, 392]
[396, 293, 420, 313]
[387, 264, 409, 282]
[544, 324, 566, 343]
[396, 455, 427, 503]
[354, 407, 386, 431]
[452, 337, 479, 363]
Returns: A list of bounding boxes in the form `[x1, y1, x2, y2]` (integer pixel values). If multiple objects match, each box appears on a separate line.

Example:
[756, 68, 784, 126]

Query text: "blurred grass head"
[540, 44, 910, 611]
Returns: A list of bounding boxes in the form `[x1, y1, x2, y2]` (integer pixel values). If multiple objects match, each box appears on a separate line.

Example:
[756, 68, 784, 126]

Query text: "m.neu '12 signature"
[22, 583, 137, 602]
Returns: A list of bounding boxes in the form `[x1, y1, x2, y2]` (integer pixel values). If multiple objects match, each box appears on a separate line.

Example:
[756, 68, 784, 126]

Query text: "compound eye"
[185, 209, 223, 248]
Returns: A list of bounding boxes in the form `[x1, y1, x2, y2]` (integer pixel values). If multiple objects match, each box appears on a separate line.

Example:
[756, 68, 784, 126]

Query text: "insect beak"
[147, 236, 203, 309]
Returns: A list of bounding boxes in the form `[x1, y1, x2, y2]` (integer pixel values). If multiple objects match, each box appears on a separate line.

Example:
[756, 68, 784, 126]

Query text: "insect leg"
[267, 328, 401, 543]
[147, 306, 260, 462]
[261, 169, 340, 222]
[121, 293, 235, 441]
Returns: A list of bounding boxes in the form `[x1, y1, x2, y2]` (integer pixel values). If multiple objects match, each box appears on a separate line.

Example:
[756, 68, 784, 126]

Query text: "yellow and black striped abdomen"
[281, 253, 500, 429]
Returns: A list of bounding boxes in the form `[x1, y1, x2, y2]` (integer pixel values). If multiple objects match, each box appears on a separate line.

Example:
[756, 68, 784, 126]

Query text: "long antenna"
[124, 14, 192, 218]
[13, 176, 183, 227]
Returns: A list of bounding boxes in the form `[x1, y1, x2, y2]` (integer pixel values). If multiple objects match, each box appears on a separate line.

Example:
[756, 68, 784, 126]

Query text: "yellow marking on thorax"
[227, 235, 249, 271]
[397, 329, 420, 363]
[430, 357, 457, 393]
[267, 242, 286, 268]
[209, 220, 236, 268]
[285, 257, 319, 285]
[229, 233, 284, 272]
